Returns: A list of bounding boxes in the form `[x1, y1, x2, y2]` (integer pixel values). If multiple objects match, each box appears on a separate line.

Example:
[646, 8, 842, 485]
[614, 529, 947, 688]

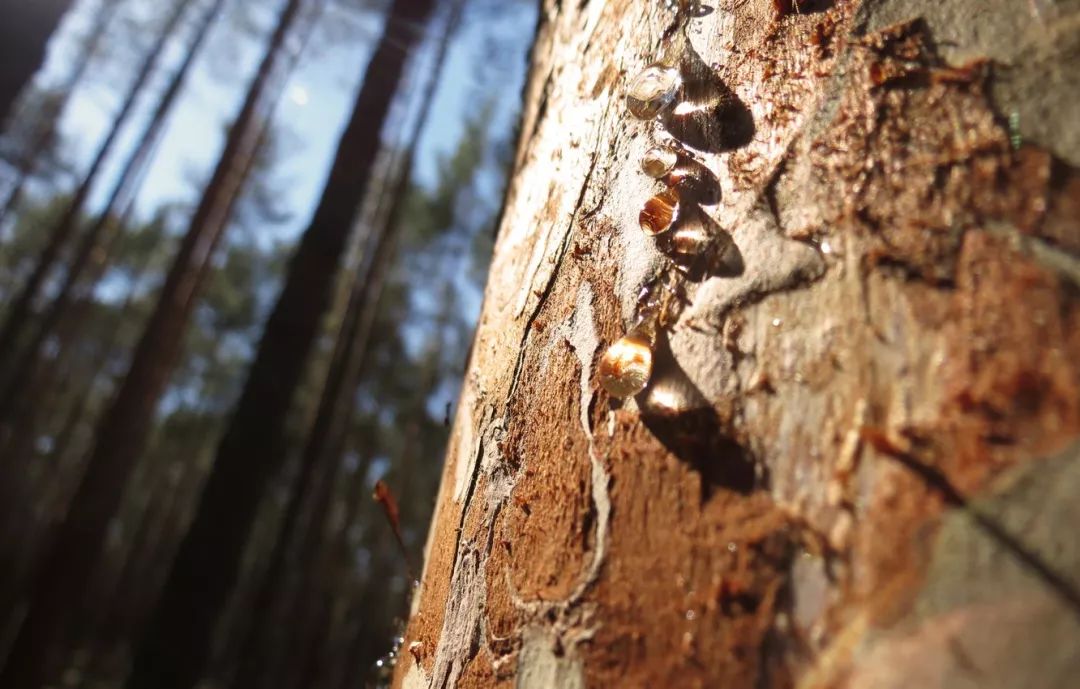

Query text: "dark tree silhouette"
[0, 0, 198, 376]
[277, 199, 401, 689]
[0, 0, 75, 127]
[125, 1, 440, 687]
[230, 0, 466, 681]
[0, 0, 307, 685]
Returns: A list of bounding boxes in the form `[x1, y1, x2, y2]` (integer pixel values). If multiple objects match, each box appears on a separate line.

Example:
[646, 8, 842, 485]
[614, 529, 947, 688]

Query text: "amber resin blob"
[641, 145, 679, 179]
[639, 188, 681, 235]
[626, 64, 681, 120]
[599, 332, 654, 399]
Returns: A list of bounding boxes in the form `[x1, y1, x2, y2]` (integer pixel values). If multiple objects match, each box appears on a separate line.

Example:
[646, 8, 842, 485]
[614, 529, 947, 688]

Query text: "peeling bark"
[395, 1, 1080, 687]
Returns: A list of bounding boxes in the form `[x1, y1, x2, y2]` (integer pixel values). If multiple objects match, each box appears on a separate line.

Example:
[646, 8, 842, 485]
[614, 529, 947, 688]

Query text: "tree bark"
[0, 1, 306, 686]
[0, 0, 75, 128]
[394, 1, 1080, 688]
[0, 0, 200, 377]
[124, 1, 436, 688]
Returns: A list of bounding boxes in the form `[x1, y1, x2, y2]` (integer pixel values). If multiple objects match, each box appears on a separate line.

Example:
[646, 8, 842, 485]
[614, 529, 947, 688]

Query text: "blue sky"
[3, 0, 537, 423]
[28, 0, 535, 246]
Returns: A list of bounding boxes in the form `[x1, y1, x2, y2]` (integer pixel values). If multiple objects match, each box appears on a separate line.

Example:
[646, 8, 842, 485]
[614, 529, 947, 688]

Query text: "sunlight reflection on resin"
[641, 145, 679, 179]
[626, 65, 682, 120]
[599, 332, 655, 399]
[639, 189, 681, 235]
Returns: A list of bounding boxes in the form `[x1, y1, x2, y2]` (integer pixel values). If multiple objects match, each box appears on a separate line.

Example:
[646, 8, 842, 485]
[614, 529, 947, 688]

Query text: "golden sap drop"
[639, 189, 681, 235]
[641, 145, 679, 179]
[626, 65, 681, 120]
[599, 333, 654, 398]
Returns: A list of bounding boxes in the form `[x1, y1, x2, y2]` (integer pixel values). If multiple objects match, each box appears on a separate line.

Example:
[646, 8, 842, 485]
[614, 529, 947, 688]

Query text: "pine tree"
[0, 0, 201, 374]
[0, 0, 76, 127]
[125, 1, 440, 687]
[391, 1, 1080, 687]
[0, 0, 120, 224]
[0, 0, 229, 428]
[0, 1, 307, 685]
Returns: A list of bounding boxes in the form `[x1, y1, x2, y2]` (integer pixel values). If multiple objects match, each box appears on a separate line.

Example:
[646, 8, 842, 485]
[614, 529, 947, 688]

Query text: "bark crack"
[508, 98, 614, 400]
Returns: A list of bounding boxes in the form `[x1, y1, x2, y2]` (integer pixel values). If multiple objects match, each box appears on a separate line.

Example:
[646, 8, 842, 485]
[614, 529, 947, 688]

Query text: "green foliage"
[0, 193, 83, 297]
[0, 0, 535, 683]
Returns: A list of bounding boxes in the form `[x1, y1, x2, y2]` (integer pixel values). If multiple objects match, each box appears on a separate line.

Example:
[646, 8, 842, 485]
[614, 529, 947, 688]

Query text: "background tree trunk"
[0, 0, 198, 375]
[125, 1, 436, 688]
[0, 1, 305, 685]
[0, 0, 75, 127]
[394, 0, 1080, 687]
[0, 0, 226, 426]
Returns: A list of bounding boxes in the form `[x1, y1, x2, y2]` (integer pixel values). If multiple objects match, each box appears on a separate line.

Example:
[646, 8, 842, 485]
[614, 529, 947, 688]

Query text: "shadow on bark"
[660, 33, 754, 152]
[776, 0, 836, 16]
[637, 332, 759, 497]
[865, 430, 1080, 623]
[662, 95, 754, 153]
[658, 204, 745, 282]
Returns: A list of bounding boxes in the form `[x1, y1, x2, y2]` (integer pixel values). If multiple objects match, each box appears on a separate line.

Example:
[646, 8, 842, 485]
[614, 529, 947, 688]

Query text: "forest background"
[0, 0, 535, 686]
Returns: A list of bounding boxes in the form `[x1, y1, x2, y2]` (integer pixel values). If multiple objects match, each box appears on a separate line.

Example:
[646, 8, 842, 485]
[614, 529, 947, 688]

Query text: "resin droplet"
[656, 209, 740, 280]
[660, 222, 712, 265]
[641, 146, 679, 179]
[639, 189, 680, 235]
[599, 333, 654, 399]
[626, 65, 681, 120]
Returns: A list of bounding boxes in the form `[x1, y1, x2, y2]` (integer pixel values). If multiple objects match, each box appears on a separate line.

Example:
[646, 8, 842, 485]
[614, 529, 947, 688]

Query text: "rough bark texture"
[394, 1, 1080, 688]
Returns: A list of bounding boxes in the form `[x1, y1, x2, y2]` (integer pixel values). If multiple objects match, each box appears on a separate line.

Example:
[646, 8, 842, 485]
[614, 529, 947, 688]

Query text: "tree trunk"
[124, 1, 436, 688]
[0, 0, 75, 128]
[270, 37, 469, 674]
[0, 0, 199, 374]
[0, 200, 141, 632]
[393, 1, 1080, 688]
[321, 445, 377, 689]
[274, 182, 405, 689]
[0, 1, 306, 686]
[0, 0, 226, 428]
[0, 0, 122, 225]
